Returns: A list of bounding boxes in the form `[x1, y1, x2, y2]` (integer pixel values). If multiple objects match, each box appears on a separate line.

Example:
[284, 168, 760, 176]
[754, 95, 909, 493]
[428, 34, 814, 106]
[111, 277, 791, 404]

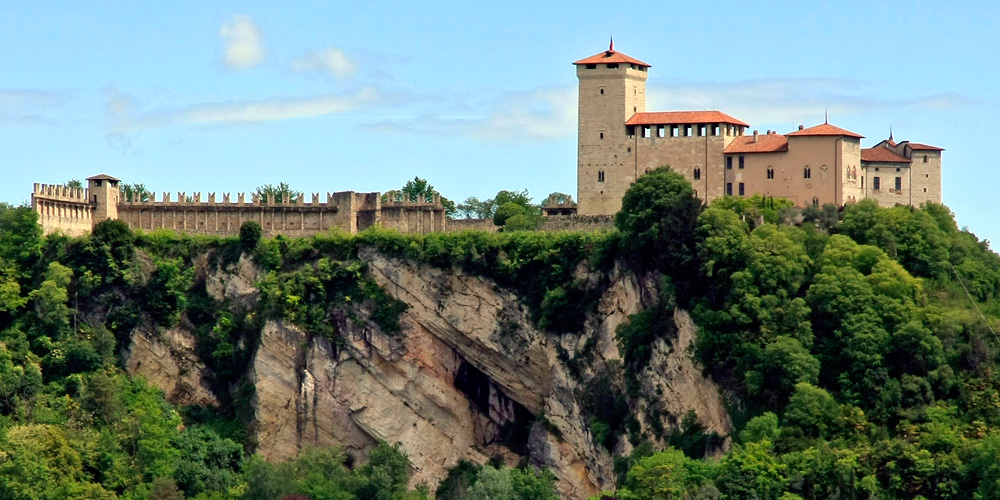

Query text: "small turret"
[86, 174, 121, 222]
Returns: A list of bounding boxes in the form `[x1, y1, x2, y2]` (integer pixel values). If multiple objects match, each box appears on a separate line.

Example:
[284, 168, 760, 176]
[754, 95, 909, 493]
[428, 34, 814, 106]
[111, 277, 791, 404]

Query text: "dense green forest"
[1, 166, 1000, 499]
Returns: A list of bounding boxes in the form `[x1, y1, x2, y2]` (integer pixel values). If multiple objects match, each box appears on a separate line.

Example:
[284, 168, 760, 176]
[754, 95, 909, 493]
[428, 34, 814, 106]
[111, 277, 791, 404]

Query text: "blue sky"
[3, 1, 998, 244]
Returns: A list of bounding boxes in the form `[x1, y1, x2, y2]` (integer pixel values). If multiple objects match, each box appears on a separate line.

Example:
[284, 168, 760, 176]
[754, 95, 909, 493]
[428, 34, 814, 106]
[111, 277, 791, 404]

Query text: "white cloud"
[291, 47, 359, 79]
[105, 86, 389, 142]
[0, 89, 64, 127]
[219, 14, 265, 70]
[364, 86, 576, 143]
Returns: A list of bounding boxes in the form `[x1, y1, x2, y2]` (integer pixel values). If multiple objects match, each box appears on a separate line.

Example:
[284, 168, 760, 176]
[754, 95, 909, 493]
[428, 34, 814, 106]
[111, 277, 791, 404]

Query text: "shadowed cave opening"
[454, 360, 535, 455]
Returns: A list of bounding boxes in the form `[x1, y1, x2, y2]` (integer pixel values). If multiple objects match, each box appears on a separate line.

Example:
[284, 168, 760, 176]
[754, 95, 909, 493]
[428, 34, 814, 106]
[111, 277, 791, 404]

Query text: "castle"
[30, 42, 945, 237]
[31, 174, 447, 237]
[573, 42, 943, 215]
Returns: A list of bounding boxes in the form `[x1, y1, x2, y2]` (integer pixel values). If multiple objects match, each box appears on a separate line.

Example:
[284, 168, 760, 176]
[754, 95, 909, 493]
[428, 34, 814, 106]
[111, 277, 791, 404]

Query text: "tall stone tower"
[574, 41, 650, 215]
[86, 174, 121, 222]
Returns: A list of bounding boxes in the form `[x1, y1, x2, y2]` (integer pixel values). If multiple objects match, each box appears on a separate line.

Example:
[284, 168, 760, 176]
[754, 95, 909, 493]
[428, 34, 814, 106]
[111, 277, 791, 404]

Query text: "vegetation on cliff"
[1, 163, 1000, 500]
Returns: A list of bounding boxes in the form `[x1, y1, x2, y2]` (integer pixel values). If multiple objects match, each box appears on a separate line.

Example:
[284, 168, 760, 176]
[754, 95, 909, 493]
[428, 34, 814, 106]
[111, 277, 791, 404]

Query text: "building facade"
[574, 43, 943, 214]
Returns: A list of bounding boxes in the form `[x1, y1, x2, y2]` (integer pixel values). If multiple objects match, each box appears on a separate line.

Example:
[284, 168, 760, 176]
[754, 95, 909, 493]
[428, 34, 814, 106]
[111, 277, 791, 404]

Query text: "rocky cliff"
[125, 248, 731, 499]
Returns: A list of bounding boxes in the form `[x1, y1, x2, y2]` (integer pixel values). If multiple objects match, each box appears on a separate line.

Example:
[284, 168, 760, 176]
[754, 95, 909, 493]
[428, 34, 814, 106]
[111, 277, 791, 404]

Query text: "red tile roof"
[625, 111, 749, 127]
[908, 142, 944, 151]
[861, 147, 912, 163]
[785, 123, 864, 139]
[573, 49, 651, 67]
[725, 133, 789, 153]
[86, 173, 121, 181]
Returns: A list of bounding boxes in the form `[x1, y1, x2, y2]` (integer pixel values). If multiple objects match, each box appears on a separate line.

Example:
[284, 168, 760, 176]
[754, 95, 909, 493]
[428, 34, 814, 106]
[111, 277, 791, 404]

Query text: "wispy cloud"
[0, 89, 65, 127]
[648, 78, 972, 127]
[219, 14, 265, 70]
[290, 47, 358, 79]
[363, 86, 576, 143]
[105, 85, 397, 144]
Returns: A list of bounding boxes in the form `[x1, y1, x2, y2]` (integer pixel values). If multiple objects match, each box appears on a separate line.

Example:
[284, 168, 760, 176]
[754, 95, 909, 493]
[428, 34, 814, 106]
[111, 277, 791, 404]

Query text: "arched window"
[767, 167, 774, 180]
[693, 168, 702, 180]
[804, 166, 812, 179]
[812, 197, 819, 207]
[598, 170, 605, 182]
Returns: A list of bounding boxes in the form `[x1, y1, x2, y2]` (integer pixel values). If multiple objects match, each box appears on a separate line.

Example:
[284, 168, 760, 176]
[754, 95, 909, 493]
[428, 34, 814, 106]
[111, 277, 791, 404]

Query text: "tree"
[0, 203, 43, 275]
[387, 177, 456, 216]
[121, 183, 152, 202]
[255, 183, 301, 204]
[240, 221, 263, 251]
[456, 196, 495, 219]
[66, 179, 83, 189]
[615, 166, 702, 296]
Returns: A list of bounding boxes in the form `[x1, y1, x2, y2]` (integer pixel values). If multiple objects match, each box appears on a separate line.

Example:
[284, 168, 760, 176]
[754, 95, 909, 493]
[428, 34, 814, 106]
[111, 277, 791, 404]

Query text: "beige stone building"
[574, 43, 942, 214]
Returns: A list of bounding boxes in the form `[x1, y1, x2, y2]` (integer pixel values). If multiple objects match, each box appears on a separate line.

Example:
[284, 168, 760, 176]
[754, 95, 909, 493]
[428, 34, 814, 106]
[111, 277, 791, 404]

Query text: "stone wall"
[539, 215, 615, 232]
[446, 218, 500, 233]
[31, 183, 95, 237]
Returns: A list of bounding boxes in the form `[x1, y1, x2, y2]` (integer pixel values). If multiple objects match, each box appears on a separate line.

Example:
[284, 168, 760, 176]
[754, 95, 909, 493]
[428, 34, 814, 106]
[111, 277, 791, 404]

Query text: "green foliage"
[255, 182, 300, 204]
[121, 183, 152, 203]
[239, 221, 263, 252]
[388, 176, 457, 216]
[615, 166, 702, 300]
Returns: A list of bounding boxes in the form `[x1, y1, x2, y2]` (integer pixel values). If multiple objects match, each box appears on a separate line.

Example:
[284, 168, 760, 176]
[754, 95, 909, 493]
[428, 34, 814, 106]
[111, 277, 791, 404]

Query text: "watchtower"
[86, 174, 121, 222]
[574, 40, 650, 215]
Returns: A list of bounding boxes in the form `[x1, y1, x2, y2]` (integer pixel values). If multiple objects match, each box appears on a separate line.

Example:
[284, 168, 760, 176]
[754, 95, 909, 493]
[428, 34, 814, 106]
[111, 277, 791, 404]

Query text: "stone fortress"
[30, 41, 945, 237]
[31, 174, 446, 237]
[573, 41, 943, 215]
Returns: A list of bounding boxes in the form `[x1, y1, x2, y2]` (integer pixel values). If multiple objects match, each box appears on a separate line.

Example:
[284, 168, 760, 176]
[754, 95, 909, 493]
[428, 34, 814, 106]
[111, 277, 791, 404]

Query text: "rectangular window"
[598, 171, 605, 182]
[713, 124, 720, 136]
[606, 63, 619, 69]
[726, 183, 733, 196]
[873, 176, 880, 190]
[693, 168, 701, 180]
[685, 125, 692, 137]
[585, 64, 597, 69]
[671, 126, 679, 137]
[739, 183, 745, 196]
[895, 177, 902, 191]
[699, 125, 707, 136]
[643, 126, 651, 138]
[627, 126, 635, 137]
[726, 157, 733, 169]
[739, 156, 745, 169]
[923, 155, 928, 163]
[658, 126, 665, 138]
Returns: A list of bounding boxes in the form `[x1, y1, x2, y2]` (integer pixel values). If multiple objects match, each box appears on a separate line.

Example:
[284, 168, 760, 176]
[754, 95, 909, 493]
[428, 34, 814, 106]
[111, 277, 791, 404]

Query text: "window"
[739, 156, 745, 169]
[875, 167, 880, 172]
[671, 126, 679, 137]
[812, 197, 819, 207]
[712, 124, 720, 135]
[693, 168, 701, 180]
[606, 63, 619, 69]
[873, 176, 880, 190]
[925, 174, 930, 178]
[643, 126, 651, 138]
[726, 157, 733, 169]
[726, 183, 733, 195]
[767, 167, 774, 179]
[95, 180, 103, 186]
[861, 177, 864, 188]
[739, 183, 745, 196]
[924, 188, 927, 192]
[699, 125, 707, 136]
[923, 155, 928, 163]
[627, 126, 635, 137]
[896, 167, 901, 172]
[804, 167, 811, 179]
[598, 170, 605, 182]
[599, 88, 604, 94]
[586, 64, 597, 69]
[627, 147, 632, 153]
[600, 132, 604, 140]
[685, 125, 692, 137]
[658, 126, 665, 138]
[895, 177, 902, 191]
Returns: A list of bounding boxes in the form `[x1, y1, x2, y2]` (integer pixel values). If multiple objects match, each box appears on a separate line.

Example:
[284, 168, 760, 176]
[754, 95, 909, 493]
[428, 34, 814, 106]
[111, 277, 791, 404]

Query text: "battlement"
[118, 190, 377, 208]
[33, 183, 91, 203]
[381, 190, 443, 208]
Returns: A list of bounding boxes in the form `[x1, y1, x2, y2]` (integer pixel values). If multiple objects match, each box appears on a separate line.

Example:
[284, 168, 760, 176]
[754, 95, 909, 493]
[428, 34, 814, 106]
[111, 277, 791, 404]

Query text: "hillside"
[0, 167, 999, 499]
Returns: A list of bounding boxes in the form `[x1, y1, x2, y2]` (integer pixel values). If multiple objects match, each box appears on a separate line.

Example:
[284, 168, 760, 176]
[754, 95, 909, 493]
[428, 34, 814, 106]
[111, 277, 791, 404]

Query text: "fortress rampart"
[31, 175, 448, 237]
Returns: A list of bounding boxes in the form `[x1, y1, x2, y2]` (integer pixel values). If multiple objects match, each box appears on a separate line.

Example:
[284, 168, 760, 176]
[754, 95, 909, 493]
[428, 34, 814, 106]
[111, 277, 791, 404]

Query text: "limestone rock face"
[124, 247, 731, 500]
[123, 326, 217, 407]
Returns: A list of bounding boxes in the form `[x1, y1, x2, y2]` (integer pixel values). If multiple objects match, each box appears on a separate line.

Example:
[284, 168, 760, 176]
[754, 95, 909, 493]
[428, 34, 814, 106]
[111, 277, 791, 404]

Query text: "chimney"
[798, 124, 804, 130]
[753, 130, 758, 143]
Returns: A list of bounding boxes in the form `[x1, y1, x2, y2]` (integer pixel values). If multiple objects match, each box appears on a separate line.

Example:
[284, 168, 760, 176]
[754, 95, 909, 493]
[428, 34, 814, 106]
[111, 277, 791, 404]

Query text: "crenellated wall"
[29, 177, 449, 237]
[32, 183, 95, 236]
